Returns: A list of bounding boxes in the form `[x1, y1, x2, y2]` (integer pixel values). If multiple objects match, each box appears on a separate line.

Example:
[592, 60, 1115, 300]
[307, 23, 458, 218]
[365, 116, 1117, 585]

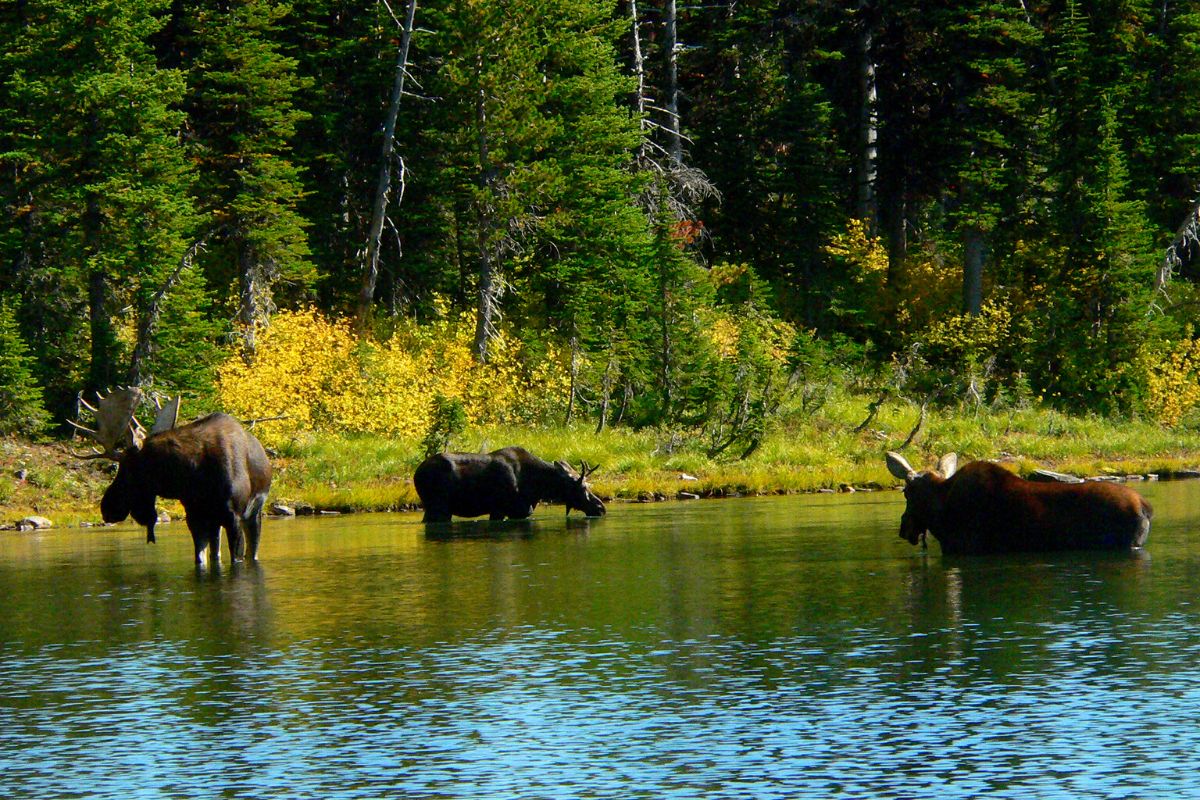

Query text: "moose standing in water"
[885, 451, 1152, 554]
[414, 446, 606, 522]
[73, 388, 272, 565]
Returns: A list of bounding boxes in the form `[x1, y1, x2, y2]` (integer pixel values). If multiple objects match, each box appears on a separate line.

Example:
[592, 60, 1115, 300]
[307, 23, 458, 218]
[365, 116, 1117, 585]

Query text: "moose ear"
[885, 451, 917, 481]
[150, 396, 181, 435]
[937, 453, 958, 478]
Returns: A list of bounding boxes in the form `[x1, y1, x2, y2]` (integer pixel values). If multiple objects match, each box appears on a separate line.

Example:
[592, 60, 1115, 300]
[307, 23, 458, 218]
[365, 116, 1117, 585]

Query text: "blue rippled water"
[3, 485, 1200, 798]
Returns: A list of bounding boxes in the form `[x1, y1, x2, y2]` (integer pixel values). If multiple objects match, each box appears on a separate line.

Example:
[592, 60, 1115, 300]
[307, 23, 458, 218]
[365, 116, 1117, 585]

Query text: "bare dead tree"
[357, 0, 419, 332]
[856, 0, 878, 227]
[128, 231, 215, 387]
[664, 0, 683, 166]
[898, 400, 928, 450]
[471, 52, 506, 362]
[628, 0, 719, 223]
[1152, 196, 1200, 309]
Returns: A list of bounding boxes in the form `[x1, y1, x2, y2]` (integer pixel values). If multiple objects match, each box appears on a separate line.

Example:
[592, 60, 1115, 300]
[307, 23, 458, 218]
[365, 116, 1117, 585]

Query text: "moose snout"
[898, 513, 922, 545]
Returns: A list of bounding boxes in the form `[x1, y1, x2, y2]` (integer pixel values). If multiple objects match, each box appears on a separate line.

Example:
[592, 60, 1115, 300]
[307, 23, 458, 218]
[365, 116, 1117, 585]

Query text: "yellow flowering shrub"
[217, 305, 571, 444]
[921, 300, 1014, 361]
[824, 218, 889, 284]
[1141, 334, 1200, 426]
[217, 308, 359, 435]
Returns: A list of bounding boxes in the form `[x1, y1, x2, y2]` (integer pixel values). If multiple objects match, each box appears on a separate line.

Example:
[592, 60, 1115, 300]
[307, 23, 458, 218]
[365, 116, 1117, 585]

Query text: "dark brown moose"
[73, 388, 272, 565]
[885, 451, 1152, 554]
[414, 446, 606, 522]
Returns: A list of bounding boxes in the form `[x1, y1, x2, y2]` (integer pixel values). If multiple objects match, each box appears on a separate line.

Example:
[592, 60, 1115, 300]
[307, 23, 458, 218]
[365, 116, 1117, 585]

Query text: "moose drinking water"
[73, 388, 272, 565]
[414, 446, 606, 522]
[885, 451, 1152, 554]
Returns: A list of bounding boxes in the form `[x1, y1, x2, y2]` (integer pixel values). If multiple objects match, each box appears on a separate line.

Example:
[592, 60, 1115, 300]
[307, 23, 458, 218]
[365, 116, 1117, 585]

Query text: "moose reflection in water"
[885, 451, 1152, 555]
[414, 446, 606, 522]
[72, 387, 272, 565]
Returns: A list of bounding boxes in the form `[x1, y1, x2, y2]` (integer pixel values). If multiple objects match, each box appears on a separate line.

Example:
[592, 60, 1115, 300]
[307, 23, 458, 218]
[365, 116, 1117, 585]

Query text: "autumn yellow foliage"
[824, 218, 889, 284]
[1141, 334, 1200, 426]
[921, 300, 1015, 359]
[217, 306, 571, 444]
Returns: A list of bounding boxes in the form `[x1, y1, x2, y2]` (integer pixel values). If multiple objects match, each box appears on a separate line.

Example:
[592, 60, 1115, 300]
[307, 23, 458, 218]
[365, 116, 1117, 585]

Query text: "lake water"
[3, 481, 1200, 798]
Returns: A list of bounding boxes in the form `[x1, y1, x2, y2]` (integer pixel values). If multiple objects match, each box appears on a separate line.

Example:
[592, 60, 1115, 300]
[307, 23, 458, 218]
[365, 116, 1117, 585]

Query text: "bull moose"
[885, 451, 1152, 554]
[414, 446, 606, 522]
[73, 388, 272, 565]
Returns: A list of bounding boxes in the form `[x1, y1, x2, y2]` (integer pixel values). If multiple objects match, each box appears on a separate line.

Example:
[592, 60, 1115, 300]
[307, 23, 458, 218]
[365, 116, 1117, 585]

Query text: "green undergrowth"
[5, 395, 1200, 525]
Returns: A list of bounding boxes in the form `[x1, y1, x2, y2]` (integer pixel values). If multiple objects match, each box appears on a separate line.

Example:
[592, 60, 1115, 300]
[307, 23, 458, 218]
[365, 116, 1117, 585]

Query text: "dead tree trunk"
[856, 0, 878, 228]
[963, 225, 985, 315]
[595, 355, 614, 434]
[356, 0, 418, 332]
[471, 56, 503, 363]
[1154, 197, 1200, 303]
[565, 332, 579, 425]
[630, 0, 649, 139]
[237, 245, 268, 357]
[128, 233, 213, 386]
[664, 0, 683, 165]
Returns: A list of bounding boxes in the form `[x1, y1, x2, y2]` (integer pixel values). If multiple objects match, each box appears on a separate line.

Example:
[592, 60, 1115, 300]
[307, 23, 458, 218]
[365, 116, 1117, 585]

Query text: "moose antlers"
[558, 459, 600, 482]
[69, 387, 181, 460]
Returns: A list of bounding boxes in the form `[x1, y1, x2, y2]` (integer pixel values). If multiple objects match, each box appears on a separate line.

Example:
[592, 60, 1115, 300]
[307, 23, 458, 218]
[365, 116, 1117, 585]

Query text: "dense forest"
[3, 0, 1200, 448]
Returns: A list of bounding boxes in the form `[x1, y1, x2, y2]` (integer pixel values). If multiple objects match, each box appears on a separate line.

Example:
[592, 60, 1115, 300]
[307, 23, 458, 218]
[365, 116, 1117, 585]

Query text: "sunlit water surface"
[4, 482, 1200, 798]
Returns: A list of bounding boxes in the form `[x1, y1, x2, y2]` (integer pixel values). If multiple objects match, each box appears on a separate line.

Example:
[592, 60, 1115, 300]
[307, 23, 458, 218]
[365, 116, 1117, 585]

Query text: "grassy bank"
[6, 396, 1200, 527]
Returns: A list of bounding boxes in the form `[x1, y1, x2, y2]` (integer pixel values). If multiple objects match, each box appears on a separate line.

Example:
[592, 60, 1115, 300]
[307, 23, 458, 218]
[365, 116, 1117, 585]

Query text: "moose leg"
[422, 505, 452, 523]
[506, 498, 535, 520]
[243, 511, 263, 561]
[186, 514, 220, 566]
[240, 493, 267, 561]
[222, 510, 245, 562]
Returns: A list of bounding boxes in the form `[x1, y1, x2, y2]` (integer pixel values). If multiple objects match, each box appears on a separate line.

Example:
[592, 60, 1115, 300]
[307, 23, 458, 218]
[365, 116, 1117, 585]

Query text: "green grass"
[9, 393, 1200, 524]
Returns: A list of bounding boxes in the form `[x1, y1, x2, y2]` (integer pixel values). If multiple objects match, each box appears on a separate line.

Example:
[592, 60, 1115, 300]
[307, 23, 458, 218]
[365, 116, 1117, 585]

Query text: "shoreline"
[29, 457, 1198, 533]
[5, 417, 1200, 529]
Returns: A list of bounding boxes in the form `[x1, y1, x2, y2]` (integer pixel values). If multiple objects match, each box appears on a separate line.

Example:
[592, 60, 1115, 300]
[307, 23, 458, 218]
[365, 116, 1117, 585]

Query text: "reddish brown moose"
[73, 388, 272, 565]
[885, 451, 1152, 554]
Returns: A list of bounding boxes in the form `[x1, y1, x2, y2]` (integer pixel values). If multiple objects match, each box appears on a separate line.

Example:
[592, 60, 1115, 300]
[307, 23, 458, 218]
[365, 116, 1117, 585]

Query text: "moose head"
[555, 460, 606, 518]
[885, 451, 958, 546]
[72, 388, 181, 535]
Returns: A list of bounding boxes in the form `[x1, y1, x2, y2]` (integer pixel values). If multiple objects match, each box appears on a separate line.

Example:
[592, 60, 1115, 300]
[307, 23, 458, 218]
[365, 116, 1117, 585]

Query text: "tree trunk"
[565, 332, 579, 425]
[356, 0, 418, 332]
[630, 0, 648, 139]
[238, 244, 266, 356]
[884, 181, 907, 286]
[664, 0, 683, 165]
[87, 266, 116, 391]
[659, 289, 673, 419]
[963, 226, 985, 316]
[85, 190, 117, 392]
[595, 356, 613, 434]
[856, 0, 878, 228]
[471, 55, 503, 362]
[128, 233, 212, 386]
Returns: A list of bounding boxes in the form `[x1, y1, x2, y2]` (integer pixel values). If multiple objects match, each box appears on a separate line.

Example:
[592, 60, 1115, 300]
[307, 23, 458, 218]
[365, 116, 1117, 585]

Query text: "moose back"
[886, 451, 1152, 554]
[414, 446, 606, 522]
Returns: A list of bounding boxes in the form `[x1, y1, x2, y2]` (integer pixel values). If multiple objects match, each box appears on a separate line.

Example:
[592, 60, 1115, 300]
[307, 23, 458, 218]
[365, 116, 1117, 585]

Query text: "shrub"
[1141, 333, 1200, 426]
[217, 304, 571, 444]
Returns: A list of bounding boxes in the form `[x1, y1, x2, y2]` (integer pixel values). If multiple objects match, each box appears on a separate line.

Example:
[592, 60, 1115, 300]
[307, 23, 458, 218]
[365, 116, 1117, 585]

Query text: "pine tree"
[184, 0, 316, 354]
[0, 301, 50, 436]
[1043, 4, 1158, 410]
[684, 0, 846, 327]
[2, 0, 199, 408]
[939, 1, 1045, 314]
